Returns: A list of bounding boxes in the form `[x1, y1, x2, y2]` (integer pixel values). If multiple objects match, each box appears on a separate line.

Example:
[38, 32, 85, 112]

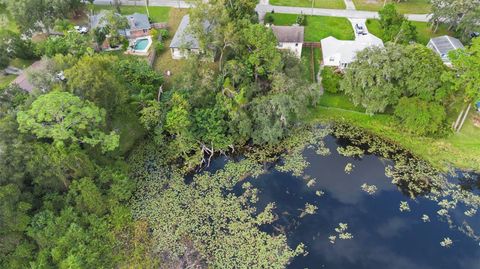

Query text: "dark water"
[210, 135, 480, 269]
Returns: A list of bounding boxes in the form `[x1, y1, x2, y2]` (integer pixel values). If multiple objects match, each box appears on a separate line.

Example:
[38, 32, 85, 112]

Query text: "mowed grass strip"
[352, 0, 431, 14]
[270, 13, 354, 41]
[270, 0, 346, 9]
[94, 5, 171, 22]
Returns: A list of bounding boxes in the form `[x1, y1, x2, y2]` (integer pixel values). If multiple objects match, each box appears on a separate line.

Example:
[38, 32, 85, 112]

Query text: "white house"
[169, 15, 212, 60]
[427, 35, 464, 66]
[321, 34, 384, 69]
[270, 25, 304, 58]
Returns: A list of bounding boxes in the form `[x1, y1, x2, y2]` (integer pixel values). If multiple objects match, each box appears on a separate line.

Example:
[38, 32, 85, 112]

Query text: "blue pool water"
[134, 38, 149, 51]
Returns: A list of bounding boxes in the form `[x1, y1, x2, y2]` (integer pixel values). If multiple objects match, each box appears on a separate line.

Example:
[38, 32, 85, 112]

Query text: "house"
[321, 34, 384, 69]
[90, 11, 151, 39]
[427, 35, 464, 65]
[11, 60, 46, 92]
[270, 25, 304, 58]
[170, 15, 212, 59]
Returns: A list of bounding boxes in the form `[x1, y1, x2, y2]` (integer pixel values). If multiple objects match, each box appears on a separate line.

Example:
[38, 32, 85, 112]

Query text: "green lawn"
[318, 92, 364, 112]
[94, 5, 171, 22]
[270, 0, 346, 9]
[270, 13, 354, 41]
[307, 100, 480, 172]
[0, 74, 16, 88]
[302, 47, 322, 82]
[0, 4, 18, 32]
[366, 19, 453, 45]
[352, 0, 431, 14]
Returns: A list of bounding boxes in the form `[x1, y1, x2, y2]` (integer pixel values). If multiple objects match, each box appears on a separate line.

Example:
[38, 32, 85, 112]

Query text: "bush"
[265, 14, 274, 24]
[158, 29, 169, 39]
[154, 41, 164, 53]
[321, 67, 342, 93]
[394, 97, 446, 136]
[296, 14, 306, 26]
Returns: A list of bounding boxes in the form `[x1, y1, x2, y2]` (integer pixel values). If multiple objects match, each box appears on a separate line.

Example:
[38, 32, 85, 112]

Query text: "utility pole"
[311, 0, 315, 15]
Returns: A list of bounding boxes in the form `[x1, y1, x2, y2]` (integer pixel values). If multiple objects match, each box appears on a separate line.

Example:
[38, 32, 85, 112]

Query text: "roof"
[321, 34, 384, 67]
[126, 13, 151, 30]
[271, 25, 304, 43]
[90, 11, 150, 31]
[11, 60, 46, 92]
[428, 35, 464, 59]
[170, 15, 211, 49]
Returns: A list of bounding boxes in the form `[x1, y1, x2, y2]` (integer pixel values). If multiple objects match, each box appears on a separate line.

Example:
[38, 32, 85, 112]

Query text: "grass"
[270, 13, 355, 41]
[270, 0, 346, 9]
[153, 8, 189, 88]
[352, 0, 431, 14]
[0, 4, 18, 32]
[0, 74, 16, 88]
[308, 95, 480, 172]
[302, 48, 322, 82]
[366, 19, 453, 45]
[9, 58, 36, 69]
[94, 5, 171, 22]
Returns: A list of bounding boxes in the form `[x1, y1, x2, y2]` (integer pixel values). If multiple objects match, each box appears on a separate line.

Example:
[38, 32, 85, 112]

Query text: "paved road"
[256, 4, 430, 22]
[93, 0, 431, 22]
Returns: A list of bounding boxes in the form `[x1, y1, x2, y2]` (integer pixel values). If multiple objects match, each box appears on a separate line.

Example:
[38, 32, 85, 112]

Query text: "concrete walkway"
[344, 0, 356, 10]
[93, 0, 431, 22]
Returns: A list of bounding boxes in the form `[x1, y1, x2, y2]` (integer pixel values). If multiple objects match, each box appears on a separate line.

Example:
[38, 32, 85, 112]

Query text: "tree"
[430, 0, 479, 40]
[113, 59, 163, 106]
[6, 0, 84, 34]
[16, 91, 119, 152]
[65, 54, 128, 112]
[378, 4, 417, 44]
[394, 97, 446, 136]
[37, 31, 91, 57]
[448, 37, 480, 101]
[242, 24, 282, 81]
[100, 10, 128, 47]
[341, 43, 449, 114]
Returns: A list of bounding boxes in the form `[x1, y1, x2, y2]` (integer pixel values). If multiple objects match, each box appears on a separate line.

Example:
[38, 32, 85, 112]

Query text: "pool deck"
[125, 35, 153, 56]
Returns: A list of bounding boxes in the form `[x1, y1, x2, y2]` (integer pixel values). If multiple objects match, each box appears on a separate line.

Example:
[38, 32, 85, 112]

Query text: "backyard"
[309, 93, 480, 172]
[270, 0, 346, 9]
[153, 8, 189, 88]
[269, 13, 355, 41]
[366, 19, 453, 45]
[352, 0, 431, 14]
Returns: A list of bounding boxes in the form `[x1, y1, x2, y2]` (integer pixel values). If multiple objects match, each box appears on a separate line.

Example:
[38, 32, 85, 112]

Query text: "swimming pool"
[134, 38, 149, 51]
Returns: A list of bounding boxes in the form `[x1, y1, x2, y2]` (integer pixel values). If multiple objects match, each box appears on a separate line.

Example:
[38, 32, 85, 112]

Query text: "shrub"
[394, 97, 446, 136]
[155, 41, 164, 53]
[296, 14, 306, 26]
[321, 67, 342, 93]
[265, 14, 274, 24]
[158, 29, 169, 39]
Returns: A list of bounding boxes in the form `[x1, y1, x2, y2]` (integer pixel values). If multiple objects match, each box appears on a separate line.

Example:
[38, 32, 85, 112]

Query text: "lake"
[209, 134, 480, 269]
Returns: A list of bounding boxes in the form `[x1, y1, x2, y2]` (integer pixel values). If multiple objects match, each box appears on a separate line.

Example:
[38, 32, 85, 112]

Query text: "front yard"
[94, 5, 171, 22]
[270, 0, 346, 9]
[352, 0, 431, 14]
[366, 19, 453, 45]
[269, 13, 355, 41]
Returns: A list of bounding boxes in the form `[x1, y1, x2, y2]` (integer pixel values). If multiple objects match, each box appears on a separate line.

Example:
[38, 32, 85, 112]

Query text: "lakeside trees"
[341, 43, 453, 135]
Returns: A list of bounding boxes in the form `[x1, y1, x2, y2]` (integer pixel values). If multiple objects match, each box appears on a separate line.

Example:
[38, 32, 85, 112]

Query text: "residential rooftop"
[170, 15, 211, 49]
[271, 25, 304, 43]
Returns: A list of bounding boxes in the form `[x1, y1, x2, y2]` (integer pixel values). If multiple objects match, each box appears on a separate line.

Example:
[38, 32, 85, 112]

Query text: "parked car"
[355, 24, 366, 35]
[74, 25, 88, 34]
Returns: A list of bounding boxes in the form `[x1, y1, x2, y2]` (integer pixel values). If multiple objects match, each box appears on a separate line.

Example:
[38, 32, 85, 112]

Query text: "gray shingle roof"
[170, 15, 211, 49]
[271, 25, 304, 43]
[428, 35, 464, 58]
[126, 13, 151, 30]
[90, 11, 150, 32]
